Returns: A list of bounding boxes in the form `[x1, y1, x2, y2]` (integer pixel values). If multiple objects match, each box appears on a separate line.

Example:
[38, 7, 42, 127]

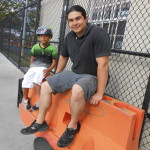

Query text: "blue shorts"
[46, 70, 98, 101]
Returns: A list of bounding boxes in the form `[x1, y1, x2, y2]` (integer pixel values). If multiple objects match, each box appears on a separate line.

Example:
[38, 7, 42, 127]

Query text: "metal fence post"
[33, 0, 41, 45]
[58, 0, 70, 56]
[21, 0, 28, 57]
[7, 16, 12, 58]
[142, 75, 150, 117]
[0, 23, 4, 53]
[18, 5, 25, 68]
[139, 75, 150, 144]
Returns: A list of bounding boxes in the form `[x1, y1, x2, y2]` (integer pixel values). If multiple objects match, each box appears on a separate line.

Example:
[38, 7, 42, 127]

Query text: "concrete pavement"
[0, 53, 35, 150]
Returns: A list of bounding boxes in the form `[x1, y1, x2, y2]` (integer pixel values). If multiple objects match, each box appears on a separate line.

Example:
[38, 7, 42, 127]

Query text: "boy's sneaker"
[24, 100, 31, 110]
[20, 120, 49, 135]
[32, 102, 39, 111]
[57, 122, 81, 148]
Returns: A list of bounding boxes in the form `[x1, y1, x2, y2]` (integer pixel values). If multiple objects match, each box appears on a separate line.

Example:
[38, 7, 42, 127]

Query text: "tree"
[0, 0, 34, 21]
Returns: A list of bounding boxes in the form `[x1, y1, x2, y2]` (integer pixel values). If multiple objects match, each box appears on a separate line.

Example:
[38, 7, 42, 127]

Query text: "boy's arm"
[47, 59, 57, 72]
[30, 56, 35, 65]
[43, 59, 57, 77]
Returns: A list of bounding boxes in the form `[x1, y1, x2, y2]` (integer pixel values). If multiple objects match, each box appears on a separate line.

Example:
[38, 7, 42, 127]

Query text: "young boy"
[22, 26, 57, 111]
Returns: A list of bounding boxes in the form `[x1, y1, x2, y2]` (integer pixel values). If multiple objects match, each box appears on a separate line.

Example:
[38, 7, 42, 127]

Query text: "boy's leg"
[22, 88, 31, 110]
[32, 83, 41, 110]
[34, 83, 41, 96]
[32, 67, 46, 110]
[22, 88, 29, 100]
[22, 68, 35, 110]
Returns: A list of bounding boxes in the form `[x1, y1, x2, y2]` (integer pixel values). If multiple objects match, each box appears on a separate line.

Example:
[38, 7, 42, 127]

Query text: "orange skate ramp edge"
[19, 89, 145, 150]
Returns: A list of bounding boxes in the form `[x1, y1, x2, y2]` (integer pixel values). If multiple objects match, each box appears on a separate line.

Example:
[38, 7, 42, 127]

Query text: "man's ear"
[86, 16, 88, 23]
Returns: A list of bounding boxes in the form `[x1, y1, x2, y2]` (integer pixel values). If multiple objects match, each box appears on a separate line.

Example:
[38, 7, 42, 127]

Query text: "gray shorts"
[46, 70, 98, 101]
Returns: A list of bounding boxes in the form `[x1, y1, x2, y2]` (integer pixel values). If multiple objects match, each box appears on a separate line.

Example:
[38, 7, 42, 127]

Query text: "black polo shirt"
[60, 23, 111, 76]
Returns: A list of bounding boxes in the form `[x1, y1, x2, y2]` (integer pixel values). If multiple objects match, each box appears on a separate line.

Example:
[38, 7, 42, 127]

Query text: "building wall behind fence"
[123, 0, 149, 53]
[40, 0, 63, 42]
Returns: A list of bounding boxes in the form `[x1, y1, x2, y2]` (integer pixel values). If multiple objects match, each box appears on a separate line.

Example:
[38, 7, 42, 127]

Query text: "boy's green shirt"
[30, 43, 57, 68]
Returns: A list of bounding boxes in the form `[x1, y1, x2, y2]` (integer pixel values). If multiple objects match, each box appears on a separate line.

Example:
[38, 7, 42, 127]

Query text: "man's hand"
[89, 93, 103, 105]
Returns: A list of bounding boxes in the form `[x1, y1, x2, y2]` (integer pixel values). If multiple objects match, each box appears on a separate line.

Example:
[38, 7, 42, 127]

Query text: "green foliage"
[0, 0, 35, 21]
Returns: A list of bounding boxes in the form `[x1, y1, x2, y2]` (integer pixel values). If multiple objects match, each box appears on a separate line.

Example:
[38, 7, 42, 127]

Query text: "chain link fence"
[0, 0, 149, 149]
[0, 0, 41, 72]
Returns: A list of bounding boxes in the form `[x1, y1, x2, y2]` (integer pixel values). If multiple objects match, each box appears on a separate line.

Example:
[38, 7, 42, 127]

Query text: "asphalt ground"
[0, 53, 35, 150]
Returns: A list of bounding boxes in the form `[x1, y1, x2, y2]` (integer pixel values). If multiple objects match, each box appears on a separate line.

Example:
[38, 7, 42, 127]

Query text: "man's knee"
[41, 81, 53, 93]
[72, 84, 84, 98]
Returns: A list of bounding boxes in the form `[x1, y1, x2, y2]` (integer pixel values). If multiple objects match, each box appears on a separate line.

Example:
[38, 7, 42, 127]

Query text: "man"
[20, 5, 111, 148]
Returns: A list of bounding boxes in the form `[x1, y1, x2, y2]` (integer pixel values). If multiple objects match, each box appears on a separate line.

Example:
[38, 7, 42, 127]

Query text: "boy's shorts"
[46, 70, 98, 101]
[22, 67, 46, 88]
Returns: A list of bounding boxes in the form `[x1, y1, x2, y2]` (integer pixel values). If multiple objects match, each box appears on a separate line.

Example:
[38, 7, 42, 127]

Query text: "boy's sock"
[23, 98, 31, 110]
[32, 101, 39, 111]
[24, 99, 28, 103]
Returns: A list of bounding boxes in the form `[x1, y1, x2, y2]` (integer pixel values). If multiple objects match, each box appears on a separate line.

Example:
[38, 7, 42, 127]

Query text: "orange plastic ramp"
[19, 89, 145, 150]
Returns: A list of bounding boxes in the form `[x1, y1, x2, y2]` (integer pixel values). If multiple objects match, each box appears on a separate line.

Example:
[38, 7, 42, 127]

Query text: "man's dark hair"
[67, 5, 87, 19]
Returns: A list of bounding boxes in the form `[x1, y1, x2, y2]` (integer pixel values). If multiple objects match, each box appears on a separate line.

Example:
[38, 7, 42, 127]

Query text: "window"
[117, 21, 126, 35]
[120, 2, 130, 17]
[115, 36, 123, 49]
[110, 36, 114, 47]
[97, 7, 104, 20]
[92, 11, 98, 20]
[109, 22, 117, 35]
[114, 4, 120, 18]
[89, 0, 131, 49]
[103, 23, 109, 31]
[91, 7, 104, 21]
[104, 5, 112, 20]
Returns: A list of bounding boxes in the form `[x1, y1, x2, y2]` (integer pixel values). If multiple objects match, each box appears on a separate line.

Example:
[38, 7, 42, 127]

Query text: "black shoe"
[25, 100, 31, 110]
[32, 102, 39, 111]
[57, 122, 80, 148]
[20, 120, 49, 135]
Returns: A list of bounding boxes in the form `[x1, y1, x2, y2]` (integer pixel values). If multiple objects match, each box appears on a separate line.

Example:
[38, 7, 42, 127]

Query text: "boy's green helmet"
[36, 26, 53, 36]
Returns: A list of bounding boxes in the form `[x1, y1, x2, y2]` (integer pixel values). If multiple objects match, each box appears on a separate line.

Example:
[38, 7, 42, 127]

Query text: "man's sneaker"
[32, 102, 39, 111]
[20, 120, 49, 135]
[57, 122, 81, 148]
[24, 100, 31, 110]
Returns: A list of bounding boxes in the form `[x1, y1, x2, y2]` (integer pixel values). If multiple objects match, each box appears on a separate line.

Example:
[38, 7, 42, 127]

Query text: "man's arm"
[90, 56, 109, 105]
[55, 55, 69, 73]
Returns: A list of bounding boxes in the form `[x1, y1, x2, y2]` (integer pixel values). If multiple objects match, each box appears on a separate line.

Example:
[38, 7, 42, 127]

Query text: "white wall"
[40, 0, 64, 42]
[122, 0, 149, 53]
